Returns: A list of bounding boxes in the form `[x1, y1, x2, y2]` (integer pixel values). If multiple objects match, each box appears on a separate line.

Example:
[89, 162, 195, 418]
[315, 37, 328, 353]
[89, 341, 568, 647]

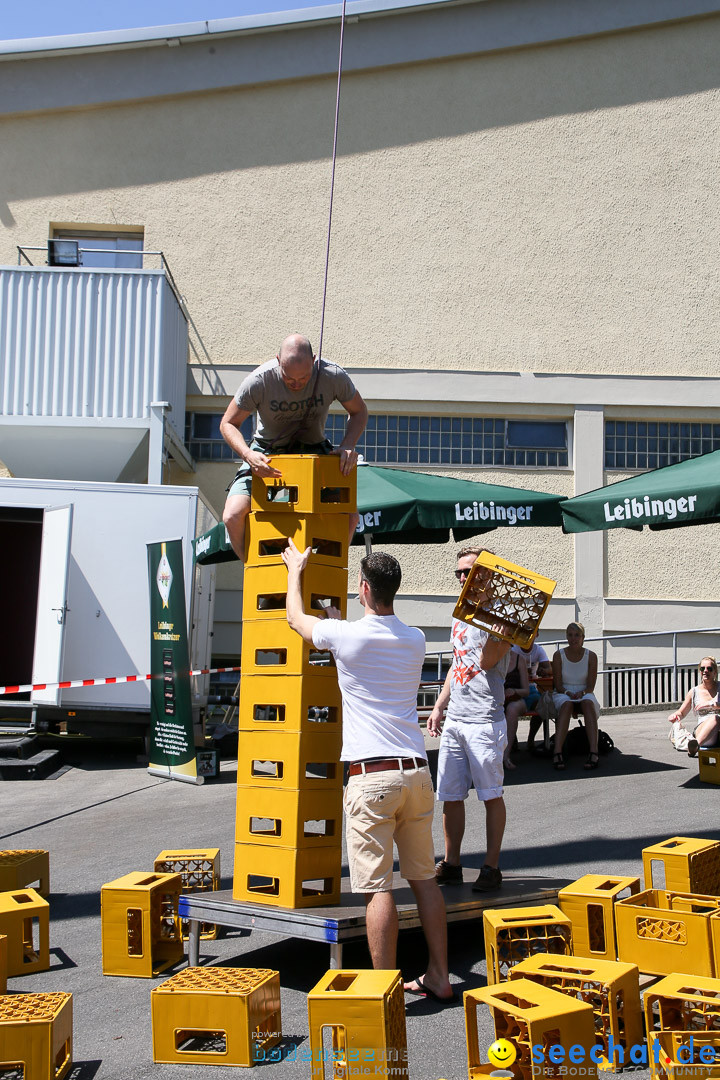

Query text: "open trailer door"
[31, 504, 73, 707]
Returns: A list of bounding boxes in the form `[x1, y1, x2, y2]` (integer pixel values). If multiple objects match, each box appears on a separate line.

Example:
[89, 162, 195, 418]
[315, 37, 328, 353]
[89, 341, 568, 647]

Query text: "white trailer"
[0, 478, 216, 737]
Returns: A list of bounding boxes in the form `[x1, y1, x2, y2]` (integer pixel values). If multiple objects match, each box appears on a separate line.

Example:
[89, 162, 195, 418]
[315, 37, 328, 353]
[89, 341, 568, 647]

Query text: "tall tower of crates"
[233, 455, 356, 908]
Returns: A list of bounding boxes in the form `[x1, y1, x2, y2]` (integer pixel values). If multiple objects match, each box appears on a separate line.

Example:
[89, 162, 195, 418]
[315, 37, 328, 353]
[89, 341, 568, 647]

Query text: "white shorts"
[436, 717, 506, 802]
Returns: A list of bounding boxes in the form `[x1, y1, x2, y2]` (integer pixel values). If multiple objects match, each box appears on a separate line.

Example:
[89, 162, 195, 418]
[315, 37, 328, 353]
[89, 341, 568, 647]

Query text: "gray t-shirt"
[446, 619, 510, 724]
[234, 358, 356, 447]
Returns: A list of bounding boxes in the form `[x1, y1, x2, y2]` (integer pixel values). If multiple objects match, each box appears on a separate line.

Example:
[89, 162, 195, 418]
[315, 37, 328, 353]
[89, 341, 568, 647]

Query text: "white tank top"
[561, 648, 589, 692]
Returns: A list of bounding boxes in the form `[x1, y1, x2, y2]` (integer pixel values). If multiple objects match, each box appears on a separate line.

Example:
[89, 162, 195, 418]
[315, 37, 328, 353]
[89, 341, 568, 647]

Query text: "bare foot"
[404, 975, 456, 1003]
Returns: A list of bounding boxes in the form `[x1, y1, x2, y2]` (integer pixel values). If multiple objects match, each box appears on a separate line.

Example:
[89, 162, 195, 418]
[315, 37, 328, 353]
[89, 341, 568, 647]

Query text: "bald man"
[220, 334, 368, 559]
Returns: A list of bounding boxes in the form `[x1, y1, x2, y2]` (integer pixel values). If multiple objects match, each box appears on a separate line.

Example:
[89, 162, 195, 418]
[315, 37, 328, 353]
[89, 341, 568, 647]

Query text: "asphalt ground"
[3, 709, 716, 1080]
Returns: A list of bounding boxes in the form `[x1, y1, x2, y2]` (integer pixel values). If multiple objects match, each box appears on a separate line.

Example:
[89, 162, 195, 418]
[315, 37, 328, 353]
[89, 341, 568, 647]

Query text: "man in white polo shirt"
[282, 539, 454, 1004]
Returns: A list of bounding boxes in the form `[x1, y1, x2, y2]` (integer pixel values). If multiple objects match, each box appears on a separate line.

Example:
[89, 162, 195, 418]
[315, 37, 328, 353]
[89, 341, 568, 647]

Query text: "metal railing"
[424, 625, 720, 709]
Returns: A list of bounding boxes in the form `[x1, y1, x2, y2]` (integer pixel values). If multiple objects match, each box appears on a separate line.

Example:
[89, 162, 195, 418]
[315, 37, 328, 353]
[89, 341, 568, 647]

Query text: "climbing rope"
[316, 0, 348, 364]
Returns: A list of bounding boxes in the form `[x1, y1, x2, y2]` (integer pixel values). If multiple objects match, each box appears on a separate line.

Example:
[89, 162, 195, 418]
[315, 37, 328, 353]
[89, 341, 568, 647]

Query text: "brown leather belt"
[348, 757, 428, 777]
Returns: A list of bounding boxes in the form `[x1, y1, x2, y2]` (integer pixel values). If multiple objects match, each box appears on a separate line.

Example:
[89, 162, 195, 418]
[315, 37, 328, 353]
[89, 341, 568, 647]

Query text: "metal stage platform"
[179, 872, 566, 969]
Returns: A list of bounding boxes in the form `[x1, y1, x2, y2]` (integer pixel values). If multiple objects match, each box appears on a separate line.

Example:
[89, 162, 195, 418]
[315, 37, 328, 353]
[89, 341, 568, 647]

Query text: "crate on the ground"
[151, 966, 281, 1067]
[0, 889, 49, 976]
[699, 749, 720, 785]
[101, 871, 183, 978]
[483, 905, 572, 985]
[0, 849, 49, 897]
[0, 992, 72, 1080]
[644, 972, 720, 1080]
[465, 977, 598, 1080]
[308, 969, 408, 1080]
[558, 874, 641, 962]
[154, 849, 221, 941]
[509, 952, 643, 1072]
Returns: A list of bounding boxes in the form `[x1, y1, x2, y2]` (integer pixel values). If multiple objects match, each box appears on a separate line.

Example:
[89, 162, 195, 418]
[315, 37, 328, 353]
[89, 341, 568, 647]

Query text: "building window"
[186, 412, 569, 467]
[605, 420, 720, 470]
[185, 413, 253, 461]
[325, 415, 568, 467]
[51, 226, 144, 269]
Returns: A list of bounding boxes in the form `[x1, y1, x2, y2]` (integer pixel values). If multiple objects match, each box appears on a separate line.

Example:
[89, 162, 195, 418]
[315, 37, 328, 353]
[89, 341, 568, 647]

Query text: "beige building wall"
[2, 0, 720, 667]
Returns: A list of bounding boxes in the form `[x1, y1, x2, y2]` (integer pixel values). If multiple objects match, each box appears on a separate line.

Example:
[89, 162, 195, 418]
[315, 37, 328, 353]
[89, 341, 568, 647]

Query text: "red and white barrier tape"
[0, 666, 241, 697]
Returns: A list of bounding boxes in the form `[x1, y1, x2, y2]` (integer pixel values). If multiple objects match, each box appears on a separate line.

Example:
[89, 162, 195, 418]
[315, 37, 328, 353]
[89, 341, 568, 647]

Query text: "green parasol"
[560, 448, 720, 534]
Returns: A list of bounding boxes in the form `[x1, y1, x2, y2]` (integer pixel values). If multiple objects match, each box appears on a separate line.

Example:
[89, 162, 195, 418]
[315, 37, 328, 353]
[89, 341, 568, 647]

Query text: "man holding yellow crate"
[428, 546, 513, 894]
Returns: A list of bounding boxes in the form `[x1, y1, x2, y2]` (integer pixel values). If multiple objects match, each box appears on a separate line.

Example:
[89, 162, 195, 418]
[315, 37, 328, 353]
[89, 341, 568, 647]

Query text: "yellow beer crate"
[154, 849, 221, 942]
[510, 952, 643, 1072]
[238, 674, 342, 737]
[235, 786, 343, 849]
[642, 837, 720, 896]
[483, 905, 572, 985]
[0, 992, 72, 1080]
[233, 842, 341, 908]
[558, 874, 641, 962]
[699, 749, 720, 785]
[240, 620, 338, 678]
[0, 889, 49, 977]
[251, 454, 356, 516]
[242, 561, 348, 622]
[152, 966, 281, 1067]
[615, 888, 720, 978]
[308, 969, 408, 1080]
[0, 849, 49, 898]
[465, 977, 598, 1080]
[236, 729, 342, 792]
[101, 871, 183, 978]
[453, 552, 556, 649]
[645, 973, 720, 1080]
[245, 511, 349, 568]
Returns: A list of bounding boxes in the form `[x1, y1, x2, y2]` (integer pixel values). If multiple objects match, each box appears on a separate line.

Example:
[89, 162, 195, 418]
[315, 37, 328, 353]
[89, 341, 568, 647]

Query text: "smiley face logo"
[488, 1039, 517, 1069]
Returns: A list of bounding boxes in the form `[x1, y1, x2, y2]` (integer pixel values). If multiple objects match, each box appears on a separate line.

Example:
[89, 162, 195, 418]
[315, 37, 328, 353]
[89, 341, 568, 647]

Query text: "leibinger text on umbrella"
[603, 493, 697, 523]
[455, 502, 534, 525]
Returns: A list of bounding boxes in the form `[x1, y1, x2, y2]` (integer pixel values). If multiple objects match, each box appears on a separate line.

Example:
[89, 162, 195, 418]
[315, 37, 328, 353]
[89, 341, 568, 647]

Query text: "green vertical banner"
[147, 539, 201, 785]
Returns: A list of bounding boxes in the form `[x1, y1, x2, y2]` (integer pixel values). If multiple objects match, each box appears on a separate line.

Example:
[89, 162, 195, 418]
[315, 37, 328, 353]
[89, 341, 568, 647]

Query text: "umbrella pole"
[364, 533, 373, 555]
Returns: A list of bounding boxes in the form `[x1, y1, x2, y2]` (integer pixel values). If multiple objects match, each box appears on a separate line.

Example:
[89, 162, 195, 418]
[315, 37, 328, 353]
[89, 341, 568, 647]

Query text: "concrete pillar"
[148, 401, 170, 485]
[573, 406, 605, 702]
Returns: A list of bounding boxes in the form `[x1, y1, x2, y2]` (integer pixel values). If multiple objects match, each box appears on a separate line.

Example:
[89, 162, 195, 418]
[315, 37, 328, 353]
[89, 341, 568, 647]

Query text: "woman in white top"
[668, 656, 720, 757]
[551, 621, 600, 771]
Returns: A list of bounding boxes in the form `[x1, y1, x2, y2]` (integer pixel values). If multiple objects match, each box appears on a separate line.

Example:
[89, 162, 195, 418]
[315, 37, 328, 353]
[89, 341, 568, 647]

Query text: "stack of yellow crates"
[233, 455, 355, 908]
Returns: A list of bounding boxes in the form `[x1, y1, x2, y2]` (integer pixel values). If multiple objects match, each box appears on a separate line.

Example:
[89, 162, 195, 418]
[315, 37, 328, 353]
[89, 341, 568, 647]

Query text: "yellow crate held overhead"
[238, 674, 342, 736]
[233, 842, 341, 908]
[453, 552, 556, 649]
[154, 849, 221, 942]
[236, 729, 342, 792]
[483, 905, 573, 985]
[0, 889, 50, 977]
[558, 874, 641, 962]
[642, 837, 720, 896]
[0, 849, 50, 898]
[465, 977, 598, 1080]
[307, 969, 408, 1080]
[509, 952, 643, 1073]
[615, 888, 720, 978]
[152, 966, 281, 1067]
[242, 562, 348, 622]
[245, 512, 349, 568]
[251, 454, 357, 516]
[235, 785, 343, 849]
[0, 992, 72, 1080]
[240, 619, 338, 678]
[699, 749, 720, 785]
[101, 871, 183, 978]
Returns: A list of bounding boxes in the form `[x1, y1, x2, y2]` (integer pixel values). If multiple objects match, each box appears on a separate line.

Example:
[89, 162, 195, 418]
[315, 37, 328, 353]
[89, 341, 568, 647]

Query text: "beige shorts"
[344, 766, 435, 893]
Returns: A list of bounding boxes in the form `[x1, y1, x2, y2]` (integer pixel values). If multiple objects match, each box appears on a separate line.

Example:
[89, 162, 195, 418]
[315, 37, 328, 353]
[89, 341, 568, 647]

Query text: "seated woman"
[503, 650, 530, 770]
[551, 621, 600, 771]
[668, 656, 720, 757]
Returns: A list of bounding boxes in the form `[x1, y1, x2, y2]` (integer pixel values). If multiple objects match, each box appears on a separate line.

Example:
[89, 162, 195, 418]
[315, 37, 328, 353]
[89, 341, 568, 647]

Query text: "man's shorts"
[436, 717, 506, 802]
[226, 438, 334, 499]
[344, 765, 435, 892]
